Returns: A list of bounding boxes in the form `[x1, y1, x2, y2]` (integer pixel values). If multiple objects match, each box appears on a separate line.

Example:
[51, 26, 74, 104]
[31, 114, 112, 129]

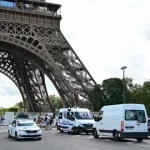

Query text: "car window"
[17, 122, 35, 126]
[125, 110, 146, 123]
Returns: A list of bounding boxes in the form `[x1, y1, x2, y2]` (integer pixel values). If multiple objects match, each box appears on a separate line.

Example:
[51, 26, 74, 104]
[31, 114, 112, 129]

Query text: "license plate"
[126, 128, 133, 130]
[28, 133, 36, 135]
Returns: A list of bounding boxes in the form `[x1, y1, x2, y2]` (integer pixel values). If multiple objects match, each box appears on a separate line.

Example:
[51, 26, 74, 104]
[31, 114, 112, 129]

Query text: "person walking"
[49, 115, 53, 130]
[44, 114, 49, 131]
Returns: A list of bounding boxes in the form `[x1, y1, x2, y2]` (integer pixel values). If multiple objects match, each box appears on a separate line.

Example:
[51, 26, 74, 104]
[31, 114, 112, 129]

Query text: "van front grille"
[82, 124, 93, 129]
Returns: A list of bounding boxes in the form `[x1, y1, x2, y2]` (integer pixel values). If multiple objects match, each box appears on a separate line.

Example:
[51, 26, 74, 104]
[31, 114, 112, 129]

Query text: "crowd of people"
[36, 114, 54, 131]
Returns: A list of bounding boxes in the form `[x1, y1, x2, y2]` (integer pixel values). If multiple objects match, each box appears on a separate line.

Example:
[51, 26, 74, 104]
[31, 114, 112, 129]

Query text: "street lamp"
[121, 66, 127, 104]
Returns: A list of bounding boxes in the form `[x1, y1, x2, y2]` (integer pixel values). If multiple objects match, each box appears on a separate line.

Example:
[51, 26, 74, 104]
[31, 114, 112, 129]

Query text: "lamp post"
[121, 66, 127, 104]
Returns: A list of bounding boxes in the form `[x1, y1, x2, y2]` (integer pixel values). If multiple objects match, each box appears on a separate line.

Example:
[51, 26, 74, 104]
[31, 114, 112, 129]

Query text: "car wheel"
[8, 130, 11, 138]
[74, 127, 79, 135]
[136, 138, 143, 142]
[60, 129, 63, 133]
[15, 132, 19, 141]
[93, 129, 98, 138]
[113, 131, 121, 141]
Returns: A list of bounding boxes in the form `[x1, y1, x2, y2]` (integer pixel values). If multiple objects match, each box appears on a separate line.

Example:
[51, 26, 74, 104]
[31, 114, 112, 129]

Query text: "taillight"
[121, 121, 124, 131]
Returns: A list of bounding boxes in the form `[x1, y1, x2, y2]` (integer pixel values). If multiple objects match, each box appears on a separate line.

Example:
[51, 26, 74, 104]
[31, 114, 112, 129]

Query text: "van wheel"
[74, 127, 79, 135]
[93, 129, 98, 138]
[136, 138, 143, 142]
[113, 131, 121, 141]
[60, 130, 63, 133]
[57, 125, 59, 130]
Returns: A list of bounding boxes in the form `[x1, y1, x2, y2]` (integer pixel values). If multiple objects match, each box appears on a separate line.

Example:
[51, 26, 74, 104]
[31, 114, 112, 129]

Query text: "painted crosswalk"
[0, 129, 8, 132]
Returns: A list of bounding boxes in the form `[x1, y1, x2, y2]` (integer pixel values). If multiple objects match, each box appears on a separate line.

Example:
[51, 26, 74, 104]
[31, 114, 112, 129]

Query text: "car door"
[11, 120, 16, 137]
[97, 111, 103, 136]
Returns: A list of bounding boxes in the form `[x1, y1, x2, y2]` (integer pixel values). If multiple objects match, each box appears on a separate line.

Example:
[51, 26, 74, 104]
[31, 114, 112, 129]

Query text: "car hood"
[17, 126, 40, 130]
[77, 119, 94, 124]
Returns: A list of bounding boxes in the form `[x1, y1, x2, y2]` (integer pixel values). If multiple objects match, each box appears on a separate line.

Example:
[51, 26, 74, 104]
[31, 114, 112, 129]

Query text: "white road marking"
[73, 135, 80, 138]
[127, 143, 150, 148]
[88, 136, 94, 139]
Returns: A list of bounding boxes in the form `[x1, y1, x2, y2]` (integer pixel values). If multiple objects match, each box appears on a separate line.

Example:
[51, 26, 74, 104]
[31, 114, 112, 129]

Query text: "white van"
[92, 104, 149, 142]
[57, 107, 94, 134]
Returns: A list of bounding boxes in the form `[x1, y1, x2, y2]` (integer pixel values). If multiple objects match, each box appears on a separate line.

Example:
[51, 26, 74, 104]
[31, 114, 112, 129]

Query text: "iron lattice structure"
[0, 0, 97, 112]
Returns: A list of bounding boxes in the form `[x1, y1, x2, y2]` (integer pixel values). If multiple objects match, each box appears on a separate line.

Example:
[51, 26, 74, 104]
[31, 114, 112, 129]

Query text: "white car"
[8, 119, 42, 141]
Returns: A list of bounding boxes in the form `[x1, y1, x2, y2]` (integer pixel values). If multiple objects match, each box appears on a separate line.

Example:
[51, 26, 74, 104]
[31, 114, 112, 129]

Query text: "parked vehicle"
[148, 118, 150, 135]
[8, 119, 42, 141]
[57, 107, 94, 134]
[92, 104, 149, 142]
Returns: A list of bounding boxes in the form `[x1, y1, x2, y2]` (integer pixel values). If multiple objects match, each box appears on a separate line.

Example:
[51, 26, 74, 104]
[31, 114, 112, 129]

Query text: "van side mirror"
[94, 116, 97, 121]
[59, 115, 62, 119]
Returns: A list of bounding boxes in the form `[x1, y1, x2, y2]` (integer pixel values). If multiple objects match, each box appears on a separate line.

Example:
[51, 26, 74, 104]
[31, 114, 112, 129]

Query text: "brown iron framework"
[0, 0, 97, 112]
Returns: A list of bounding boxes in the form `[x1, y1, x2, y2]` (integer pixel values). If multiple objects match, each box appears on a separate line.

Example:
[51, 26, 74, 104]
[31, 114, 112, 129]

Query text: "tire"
[74, 127, 79, 135]
[8, 130, 11, 138]
[113, 131, 121, 141]
[136, 138, 143, 142]
[86, 131, 88, 135]
[60, 129, 63, 133]
[57, 125, 59, 130]
[15, 132, 19, 141]
[93, 129, 98, 138]
[37, 137, 42, 140]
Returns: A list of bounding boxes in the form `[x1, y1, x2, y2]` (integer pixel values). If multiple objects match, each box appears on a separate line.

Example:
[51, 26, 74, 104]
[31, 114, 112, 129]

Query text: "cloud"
[1, 0, 150, 107]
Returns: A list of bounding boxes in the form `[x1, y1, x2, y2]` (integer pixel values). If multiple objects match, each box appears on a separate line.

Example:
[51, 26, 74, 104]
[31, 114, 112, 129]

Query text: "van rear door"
[124, 110, 147, 132]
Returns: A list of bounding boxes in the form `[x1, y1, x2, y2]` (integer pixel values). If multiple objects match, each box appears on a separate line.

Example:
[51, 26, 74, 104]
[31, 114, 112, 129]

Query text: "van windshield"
[125, 110, 146, 123]
[74, 112, 92, 120]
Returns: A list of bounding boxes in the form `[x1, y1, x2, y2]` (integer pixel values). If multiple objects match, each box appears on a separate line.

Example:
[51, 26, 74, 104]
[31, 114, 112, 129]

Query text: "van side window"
[97, 111, 103, 121]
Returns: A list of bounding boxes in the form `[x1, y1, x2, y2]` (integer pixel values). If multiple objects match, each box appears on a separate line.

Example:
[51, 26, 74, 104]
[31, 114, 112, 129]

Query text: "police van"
[93, 104, 149, 142]
[57, 107, 94, 134]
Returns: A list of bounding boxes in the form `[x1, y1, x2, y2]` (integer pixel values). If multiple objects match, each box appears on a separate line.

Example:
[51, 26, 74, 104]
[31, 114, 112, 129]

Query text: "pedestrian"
[44, 114, 49, 131]
[37, 116, 42, 128]
[49, 115, 53, 130]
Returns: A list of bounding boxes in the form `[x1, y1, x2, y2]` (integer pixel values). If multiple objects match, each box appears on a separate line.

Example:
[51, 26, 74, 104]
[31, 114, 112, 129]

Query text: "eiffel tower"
[0, 0, 97, 112]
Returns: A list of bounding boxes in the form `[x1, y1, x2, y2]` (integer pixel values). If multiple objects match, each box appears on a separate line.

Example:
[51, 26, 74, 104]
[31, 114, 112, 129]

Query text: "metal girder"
[0, 48, 51, 112]
[0, 2, 97, 110]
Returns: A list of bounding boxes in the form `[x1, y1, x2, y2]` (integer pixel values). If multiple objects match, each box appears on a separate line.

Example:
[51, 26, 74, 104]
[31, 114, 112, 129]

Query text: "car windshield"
[74, 111, 92, 120]
[125, 110, 146, 123]
[17, 122, 35, 126]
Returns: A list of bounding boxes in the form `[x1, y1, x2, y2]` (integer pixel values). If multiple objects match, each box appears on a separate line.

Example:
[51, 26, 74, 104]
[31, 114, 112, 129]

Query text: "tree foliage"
[89, 77, 150, 116]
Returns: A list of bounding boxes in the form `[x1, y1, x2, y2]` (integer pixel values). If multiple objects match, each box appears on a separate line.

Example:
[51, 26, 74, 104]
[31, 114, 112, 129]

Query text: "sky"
[1, 0, 150, 107]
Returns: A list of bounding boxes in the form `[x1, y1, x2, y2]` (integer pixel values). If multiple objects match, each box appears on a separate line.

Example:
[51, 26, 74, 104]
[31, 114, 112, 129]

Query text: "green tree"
[89, 84, 104, 111]
[49, 95, 63, 109]
[102, 78, 124, 105]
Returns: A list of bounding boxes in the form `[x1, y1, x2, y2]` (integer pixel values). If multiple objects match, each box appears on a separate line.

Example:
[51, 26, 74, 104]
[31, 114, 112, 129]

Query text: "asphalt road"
[0, 126, 150, 150]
